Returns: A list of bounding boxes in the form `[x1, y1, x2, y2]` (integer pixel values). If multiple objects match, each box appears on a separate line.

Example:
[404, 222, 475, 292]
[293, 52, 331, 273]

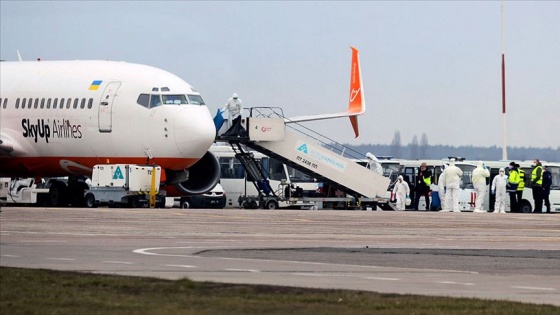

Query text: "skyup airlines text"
[22, 118, 83, 143]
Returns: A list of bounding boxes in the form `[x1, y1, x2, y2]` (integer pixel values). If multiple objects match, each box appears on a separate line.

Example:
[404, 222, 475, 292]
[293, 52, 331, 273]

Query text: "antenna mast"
[501, 1, 508, 160]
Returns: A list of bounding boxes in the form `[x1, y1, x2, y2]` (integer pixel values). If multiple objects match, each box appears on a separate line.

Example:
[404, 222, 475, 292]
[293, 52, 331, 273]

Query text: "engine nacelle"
[166, 151, 220, 195]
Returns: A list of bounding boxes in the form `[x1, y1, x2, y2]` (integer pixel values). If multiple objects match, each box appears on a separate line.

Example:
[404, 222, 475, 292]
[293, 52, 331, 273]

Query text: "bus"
[471, 160, 560, 213]
[398, 159, 477, 211]
[210, 145, 316, 209]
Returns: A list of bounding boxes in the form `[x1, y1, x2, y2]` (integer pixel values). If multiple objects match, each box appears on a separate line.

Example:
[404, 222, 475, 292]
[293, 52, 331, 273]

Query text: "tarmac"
[1, 207, 559, 306]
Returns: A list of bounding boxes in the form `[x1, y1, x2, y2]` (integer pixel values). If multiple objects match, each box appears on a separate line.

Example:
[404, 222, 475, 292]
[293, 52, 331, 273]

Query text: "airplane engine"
[166, 151, 220, 195]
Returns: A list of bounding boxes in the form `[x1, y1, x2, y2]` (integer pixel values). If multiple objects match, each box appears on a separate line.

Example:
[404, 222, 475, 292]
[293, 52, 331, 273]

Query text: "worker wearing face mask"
[492, 168, 508, 213]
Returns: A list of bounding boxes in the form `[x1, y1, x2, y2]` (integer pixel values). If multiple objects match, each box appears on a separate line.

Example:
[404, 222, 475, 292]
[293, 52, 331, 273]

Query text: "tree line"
[345, 131, 559, 162]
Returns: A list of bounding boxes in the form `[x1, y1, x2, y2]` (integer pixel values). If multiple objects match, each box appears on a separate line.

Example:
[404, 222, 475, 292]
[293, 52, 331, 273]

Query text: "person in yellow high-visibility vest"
[531, 159, 544, 213]
[507, 162, 520, 212]
[413, 162, 432, 211]
[515, 163, 525, 212]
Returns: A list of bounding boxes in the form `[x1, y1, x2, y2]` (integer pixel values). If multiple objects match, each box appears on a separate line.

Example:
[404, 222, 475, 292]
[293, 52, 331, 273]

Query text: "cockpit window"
[162, 95, 188, 105]
[137, 94, 150, 108]
[150, 95, 162, 107]
[137, 93, 204, 108]
[187, 94, 205, 105]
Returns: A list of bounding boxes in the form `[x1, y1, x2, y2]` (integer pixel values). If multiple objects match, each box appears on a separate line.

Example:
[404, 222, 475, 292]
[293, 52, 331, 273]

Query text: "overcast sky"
[1, 1, 558, 149]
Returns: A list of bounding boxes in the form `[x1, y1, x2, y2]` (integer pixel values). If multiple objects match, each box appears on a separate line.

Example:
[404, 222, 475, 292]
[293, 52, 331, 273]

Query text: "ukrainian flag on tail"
[89, 80, 102, 90]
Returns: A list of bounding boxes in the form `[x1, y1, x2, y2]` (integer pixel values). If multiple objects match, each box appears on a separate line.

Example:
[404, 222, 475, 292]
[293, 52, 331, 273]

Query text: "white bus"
[398, 159, 477, 211]
[210, 145, 316, 209]
[471, 160, 560, 213]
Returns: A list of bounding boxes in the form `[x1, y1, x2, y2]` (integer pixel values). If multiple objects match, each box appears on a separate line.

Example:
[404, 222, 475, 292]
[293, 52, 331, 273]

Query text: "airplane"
[0, 47, 366, 207]
[0, 59, 220, 206]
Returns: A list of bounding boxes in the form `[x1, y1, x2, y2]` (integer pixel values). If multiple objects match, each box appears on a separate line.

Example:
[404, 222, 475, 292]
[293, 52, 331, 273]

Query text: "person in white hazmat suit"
[392, 175, 410, 210]
[439, 158, 463, 212]
[437, 164, 447, 211]
[222, 93, 243, 129]
[491, 168, 508, 213]
[366, 152, 383, 175]
[471, 161, 490, 213]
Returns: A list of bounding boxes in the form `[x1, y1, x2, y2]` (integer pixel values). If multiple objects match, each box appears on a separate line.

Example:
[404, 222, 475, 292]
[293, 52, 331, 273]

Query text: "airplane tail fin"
[285, 47, 365, 138]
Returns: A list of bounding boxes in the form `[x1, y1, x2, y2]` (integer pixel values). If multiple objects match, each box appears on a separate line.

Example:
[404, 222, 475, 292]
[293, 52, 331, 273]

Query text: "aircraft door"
[98, 81, 122, 132]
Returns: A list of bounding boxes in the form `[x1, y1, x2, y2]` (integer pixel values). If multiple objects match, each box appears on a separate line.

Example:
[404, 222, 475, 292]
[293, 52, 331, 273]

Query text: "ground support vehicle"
[84, 164, 166, 208]
[0, 176, 91, 207]
[0, 177, 49, 206]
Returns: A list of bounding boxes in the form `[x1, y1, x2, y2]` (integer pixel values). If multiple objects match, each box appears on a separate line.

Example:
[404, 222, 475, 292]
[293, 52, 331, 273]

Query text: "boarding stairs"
[229, 142, 277, 198]
[217, 107, 391, 200]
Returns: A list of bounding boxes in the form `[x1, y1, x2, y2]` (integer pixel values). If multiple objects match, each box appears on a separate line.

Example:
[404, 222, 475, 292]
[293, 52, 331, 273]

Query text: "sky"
[1, 1, 558, 149]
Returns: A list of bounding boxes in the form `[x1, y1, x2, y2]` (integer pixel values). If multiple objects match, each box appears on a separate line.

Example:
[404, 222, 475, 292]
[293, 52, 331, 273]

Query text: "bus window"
[219, 157, 244, 179]
[268, 158, 287, 181]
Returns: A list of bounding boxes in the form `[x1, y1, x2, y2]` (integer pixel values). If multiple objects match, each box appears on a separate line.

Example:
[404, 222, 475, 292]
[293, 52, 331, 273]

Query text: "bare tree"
[409, 135, 419, 159]
[420, 133, 428, 158]
[390, 130, 401, 158]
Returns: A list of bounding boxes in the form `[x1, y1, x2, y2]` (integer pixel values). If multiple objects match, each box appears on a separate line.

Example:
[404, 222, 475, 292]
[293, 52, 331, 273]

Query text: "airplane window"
[60, 99, 64, 109]
[187, 94, 205, 105]
[137, 94, 150, 108]
[150, 95, 162, 108]
[53, 98, 58, 109]
[47, 98, 51, 109]
[15, 98, 20, 109]
[73, 98, 79, 109]
[2, 98, 6, 109]
[67, 98, 72, 109]
[21, 98, 26, 109]
[34, 99, 39, 109]
[161, 87, 170, 92]
[80, 98, 86, 109]
[162, 94, 188, 105]
[40, 98, 45, 109]
[88, 98, 93, 109]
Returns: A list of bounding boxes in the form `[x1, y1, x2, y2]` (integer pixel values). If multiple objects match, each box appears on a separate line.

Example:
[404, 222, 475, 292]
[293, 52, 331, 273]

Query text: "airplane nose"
[173, 106, 216, 158]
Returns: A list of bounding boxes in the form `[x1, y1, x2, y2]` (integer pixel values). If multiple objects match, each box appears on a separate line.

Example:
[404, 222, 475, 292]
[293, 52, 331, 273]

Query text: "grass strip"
[1, 267, 558, 315]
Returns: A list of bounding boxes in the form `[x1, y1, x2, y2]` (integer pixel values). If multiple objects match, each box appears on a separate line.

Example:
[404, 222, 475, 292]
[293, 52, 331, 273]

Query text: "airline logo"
[113, 166, 124, 180]
[22, 118, 83, 143]
[89, 80, 103, 91]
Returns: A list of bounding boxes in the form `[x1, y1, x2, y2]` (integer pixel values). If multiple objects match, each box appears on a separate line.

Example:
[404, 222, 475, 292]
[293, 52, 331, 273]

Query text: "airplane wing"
[285, 47, 365, 138]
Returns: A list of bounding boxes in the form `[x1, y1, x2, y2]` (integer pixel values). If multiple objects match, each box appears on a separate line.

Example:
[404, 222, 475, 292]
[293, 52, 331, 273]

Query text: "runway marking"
[1, 254, 21, 258]
[22, 240, 68, 243]
[365, 276, 400, 281]
[46, 258, 76, 261]
[511, 286, 557, 291]
[291, 273, 341, 277]
[164, 264, 197, 269]
[225, 268, 260, 273]
[102, 261, 134, 265]
[434, 281, 474, 286]
[134, 247, 479, 275]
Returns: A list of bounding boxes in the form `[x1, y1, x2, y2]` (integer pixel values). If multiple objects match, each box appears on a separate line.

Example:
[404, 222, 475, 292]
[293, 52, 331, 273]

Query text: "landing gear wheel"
[181, 200, 190, 209]
[47, 183, 67, 207]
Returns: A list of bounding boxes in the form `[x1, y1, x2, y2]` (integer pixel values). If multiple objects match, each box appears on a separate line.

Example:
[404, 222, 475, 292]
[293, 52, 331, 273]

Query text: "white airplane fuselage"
[0, 60, 220, 196]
